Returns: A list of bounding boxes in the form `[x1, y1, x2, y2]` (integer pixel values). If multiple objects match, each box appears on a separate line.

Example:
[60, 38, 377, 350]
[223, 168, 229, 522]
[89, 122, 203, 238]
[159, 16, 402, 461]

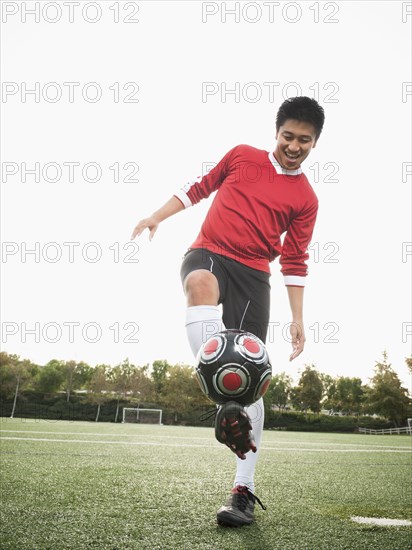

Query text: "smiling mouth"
[285, 151, 300, 160]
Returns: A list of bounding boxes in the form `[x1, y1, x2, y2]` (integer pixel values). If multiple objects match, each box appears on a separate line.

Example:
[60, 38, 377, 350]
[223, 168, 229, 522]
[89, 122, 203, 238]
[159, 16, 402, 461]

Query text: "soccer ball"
[195, 329, 272, 406]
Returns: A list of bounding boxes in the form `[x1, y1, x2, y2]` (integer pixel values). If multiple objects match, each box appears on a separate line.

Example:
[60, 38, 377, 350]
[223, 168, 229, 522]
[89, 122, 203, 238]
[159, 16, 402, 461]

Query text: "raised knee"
[184, 270, 216, 294]
[184, 270, 219, 305]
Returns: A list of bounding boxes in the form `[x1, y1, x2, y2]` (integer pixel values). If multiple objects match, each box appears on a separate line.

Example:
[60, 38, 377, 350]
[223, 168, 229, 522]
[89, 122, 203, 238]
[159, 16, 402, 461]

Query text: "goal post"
[122, 407, 163, 425]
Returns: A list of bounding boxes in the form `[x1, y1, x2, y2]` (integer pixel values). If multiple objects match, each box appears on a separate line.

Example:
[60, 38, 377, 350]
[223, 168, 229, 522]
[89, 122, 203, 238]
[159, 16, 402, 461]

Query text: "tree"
[266, 372, 293, 412]
[88, 365, 110, 422]
[151, 360, 170, 397]
[320, 373, 337, 410]
[295, 365, 323, 416]
[289, 385, 302, 412]
[0, 354, 36, 418]
[336, 377, 364, 415]
[0, 352, 19, 399]
[34, 360, 65, 396]
[321, 374, 366, 415]
[161, 365, 203, 421]
[61, 360, 92, 402]
[75, 361, 93, 389]
[365, 352, 411, 426]
[108, 359, 134, 422]
[62, 360, 77, 403]
[129, 364, 154, 406]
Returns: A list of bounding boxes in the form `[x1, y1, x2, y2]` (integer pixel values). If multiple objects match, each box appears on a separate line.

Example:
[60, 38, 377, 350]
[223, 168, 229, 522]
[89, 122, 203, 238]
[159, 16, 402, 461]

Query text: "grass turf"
[1, 418, 411, 549]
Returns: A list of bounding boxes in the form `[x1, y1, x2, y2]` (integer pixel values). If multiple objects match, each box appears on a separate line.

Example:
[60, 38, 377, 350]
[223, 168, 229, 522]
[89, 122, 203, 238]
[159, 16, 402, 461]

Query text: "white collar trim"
[268, 151, 302, 176]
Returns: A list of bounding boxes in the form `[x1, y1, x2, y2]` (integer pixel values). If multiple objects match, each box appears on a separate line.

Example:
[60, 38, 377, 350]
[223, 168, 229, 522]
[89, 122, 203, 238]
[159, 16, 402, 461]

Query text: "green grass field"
[1, 418, 411, 550]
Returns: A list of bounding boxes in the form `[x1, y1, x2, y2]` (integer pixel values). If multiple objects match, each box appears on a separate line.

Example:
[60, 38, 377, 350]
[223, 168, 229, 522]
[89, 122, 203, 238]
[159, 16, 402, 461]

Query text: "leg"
[234, 398, 264, 493]
[180, 250, 228, 357]
[219, 259, 270, 497]
[183, 269, 219, 306]
[232, 280, 269, 493]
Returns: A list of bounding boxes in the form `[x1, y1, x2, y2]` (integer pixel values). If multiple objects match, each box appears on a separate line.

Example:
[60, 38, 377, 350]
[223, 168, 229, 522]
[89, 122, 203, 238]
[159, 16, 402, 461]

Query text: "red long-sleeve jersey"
[174, 144, 318, 286]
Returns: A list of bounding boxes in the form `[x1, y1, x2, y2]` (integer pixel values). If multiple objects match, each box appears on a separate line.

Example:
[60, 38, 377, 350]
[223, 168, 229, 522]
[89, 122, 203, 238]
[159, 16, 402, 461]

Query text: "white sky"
[1, 1, 411, 390]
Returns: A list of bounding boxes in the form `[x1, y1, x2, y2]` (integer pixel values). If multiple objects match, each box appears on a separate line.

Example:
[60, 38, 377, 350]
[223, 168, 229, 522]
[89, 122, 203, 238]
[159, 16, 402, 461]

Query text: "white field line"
[0, 430, 411, 450]
[351, 516, 412, 527]
[1, 436, 412, 452]
[0, 430, 212, 440]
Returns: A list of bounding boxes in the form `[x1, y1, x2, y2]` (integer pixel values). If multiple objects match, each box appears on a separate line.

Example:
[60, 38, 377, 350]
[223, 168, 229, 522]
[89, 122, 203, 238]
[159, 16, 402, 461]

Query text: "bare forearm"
[286, 285, 305, 361]
[131, 196, 184, 240]
[286, 286, 304, 321]
[152, 196, 184, 223]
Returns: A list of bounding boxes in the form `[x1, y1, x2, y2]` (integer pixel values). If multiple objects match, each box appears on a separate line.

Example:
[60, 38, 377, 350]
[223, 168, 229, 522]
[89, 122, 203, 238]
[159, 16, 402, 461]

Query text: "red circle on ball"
[259, 378, 271, 397]
[204, 338, 219, 355]
[222, 372, 242, 391]
[244, 338, 260, 354]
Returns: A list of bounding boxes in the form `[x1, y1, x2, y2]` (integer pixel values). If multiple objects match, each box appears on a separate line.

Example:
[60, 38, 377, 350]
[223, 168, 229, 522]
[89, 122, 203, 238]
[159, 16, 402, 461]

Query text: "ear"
[312, 139, 318, 149]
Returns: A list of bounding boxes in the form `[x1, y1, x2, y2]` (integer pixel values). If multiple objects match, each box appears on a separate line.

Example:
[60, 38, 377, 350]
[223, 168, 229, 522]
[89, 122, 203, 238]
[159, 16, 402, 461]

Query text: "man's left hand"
[289, 321, 305, 361]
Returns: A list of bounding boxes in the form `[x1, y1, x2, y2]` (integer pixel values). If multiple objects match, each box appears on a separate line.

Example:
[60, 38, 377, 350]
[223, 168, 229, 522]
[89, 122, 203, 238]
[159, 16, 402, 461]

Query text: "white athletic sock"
[233, 397, 264, 494]
[185, 305, 226, 357]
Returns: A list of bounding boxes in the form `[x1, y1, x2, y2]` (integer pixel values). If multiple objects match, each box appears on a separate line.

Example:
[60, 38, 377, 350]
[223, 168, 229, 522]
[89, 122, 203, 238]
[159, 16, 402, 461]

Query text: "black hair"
[276, 96, 325, 140]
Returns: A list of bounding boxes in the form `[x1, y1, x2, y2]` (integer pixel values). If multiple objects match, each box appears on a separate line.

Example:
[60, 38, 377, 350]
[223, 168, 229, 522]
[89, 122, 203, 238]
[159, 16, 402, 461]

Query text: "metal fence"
[358, 427, 412, 435]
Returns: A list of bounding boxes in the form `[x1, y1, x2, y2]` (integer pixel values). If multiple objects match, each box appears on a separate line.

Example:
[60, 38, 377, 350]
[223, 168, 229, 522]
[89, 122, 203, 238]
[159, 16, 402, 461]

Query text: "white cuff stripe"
[284, 275, 306, 286]
[175, 190, 193, 209]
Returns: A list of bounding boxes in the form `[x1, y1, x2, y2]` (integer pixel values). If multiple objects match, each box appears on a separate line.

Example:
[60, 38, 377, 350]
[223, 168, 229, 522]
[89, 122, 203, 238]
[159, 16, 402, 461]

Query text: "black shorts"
[180, 248, 271, 343]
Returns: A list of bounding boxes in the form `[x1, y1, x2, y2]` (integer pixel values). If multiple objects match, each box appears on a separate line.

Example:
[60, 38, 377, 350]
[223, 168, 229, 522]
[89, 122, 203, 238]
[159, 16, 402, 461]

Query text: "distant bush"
[0, 392, 399, 432]
[1, 393, 123, 423]
[0, 392, 212, 426]
[265, 409, 394, 432]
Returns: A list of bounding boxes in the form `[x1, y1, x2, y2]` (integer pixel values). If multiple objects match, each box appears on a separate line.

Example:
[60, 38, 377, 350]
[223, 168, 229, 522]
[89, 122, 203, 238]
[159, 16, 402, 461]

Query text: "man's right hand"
[130, 215, 159, 241]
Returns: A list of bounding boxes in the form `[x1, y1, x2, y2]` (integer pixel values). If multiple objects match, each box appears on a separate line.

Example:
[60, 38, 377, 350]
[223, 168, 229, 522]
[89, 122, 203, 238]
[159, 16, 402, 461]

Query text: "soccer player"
[131, 96, 325, 527]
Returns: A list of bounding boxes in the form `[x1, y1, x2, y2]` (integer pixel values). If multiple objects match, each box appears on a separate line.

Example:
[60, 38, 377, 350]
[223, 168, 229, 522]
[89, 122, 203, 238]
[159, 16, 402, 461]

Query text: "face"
[274, 119, 317, 170]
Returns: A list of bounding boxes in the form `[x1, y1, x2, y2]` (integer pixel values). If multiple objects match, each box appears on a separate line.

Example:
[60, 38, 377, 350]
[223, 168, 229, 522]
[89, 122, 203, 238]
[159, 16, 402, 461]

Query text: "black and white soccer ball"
[195, 329, 272, 406]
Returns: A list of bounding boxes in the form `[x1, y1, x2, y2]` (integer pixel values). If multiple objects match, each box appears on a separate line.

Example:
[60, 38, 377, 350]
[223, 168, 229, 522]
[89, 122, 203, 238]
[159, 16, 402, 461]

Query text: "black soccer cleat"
[215, 401, 257, 460]
[217, 485, 266, 527]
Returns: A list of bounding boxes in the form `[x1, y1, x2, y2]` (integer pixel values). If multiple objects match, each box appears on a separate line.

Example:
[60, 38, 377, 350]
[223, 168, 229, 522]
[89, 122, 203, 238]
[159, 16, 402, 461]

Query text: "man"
[131, 96, 325, 527]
